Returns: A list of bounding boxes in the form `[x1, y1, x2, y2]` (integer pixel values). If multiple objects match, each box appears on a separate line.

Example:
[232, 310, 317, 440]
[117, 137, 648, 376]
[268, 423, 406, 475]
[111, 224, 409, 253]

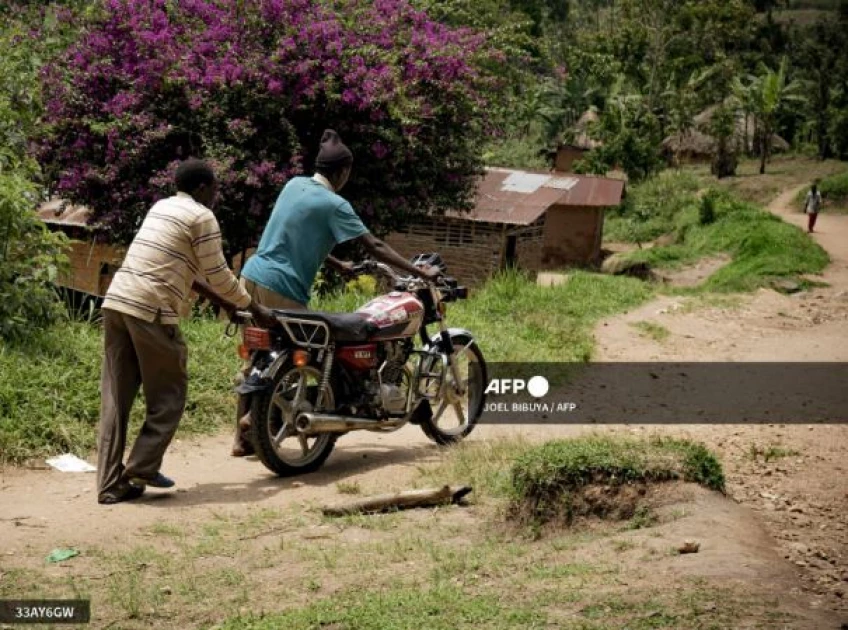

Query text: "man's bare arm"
[355, 234, 441, 280]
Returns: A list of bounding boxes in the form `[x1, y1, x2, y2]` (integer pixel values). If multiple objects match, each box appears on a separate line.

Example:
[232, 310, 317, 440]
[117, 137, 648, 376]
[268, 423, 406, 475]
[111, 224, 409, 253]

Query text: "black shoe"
[98, 483, 145, 505]
[129, 472, 175, 488]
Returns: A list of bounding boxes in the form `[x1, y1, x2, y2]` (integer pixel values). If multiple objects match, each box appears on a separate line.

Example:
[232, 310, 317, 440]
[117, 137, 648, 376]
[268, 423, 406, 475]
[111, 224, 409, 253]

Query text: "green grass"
[509, 435, 724, 525]
[0, 268, 650, 463]
[794, 170, 848, 213]
[220, 584, 547, 630]
[604, 170, 701, 244]
[448, 269, 652, 362]
[748, 443, 802, 463]
[321, 267, 652, 363]
[0, 316, 241, 464]
[619, 187, 829, 292]
[630, 321, 670, 342]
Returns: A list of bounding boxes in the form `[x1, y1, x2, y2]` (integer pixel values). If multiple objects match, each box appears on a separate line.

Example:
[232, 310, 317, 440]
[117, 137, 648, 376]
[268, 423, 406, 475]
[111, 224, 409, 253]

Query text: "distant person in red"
[804, 180, 823, 233]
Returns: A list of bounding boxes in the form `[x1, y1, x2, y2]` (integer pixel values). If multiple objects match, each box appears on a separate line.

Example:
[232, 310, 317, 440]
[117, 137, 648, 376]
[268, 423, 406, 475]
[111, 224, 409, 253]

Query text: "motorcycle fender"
[425, 328, 476, 351]
[232, 350, 287, 394]
[234, 379, 270, 395]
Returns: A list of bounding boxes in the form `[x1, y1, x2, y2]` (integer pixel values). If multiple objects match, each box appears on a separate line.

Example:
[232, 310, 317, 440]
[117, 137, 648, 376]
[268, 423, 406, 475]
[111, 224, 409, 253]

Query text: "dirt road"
[1, 184, 846, 627]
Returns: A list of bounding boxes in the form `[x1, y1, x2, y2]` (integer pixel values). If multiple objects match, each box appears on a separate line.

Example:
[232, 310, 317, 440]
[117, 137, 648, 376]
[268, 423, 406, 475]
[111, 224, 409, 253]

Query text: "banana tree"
[734, 57, 806, 174]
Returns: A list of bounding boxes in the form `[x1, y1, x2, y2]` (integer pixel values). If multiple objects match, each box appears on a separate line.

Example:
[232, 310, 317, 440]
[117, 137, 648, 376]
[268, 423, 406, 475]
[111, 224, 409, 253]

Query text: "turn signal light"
[293, 349, 309, 367]
[238, 344, 250, 360]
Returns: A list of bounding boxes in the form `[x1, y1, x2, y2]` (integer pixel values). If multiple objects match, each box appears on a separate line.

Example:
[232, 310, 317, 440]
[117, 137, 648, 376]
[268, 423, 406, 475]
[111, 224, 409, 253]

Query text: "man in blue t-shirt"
[240, 129, 440, 310]
[233, 129, 440, 455]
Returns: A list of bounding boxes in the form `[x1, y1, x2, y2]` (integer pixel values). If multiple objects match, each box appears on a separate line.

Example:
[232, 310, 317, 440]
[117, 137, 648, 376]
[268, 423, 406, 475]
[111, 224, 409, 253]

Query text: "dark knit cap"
[315, 129, 353, 168]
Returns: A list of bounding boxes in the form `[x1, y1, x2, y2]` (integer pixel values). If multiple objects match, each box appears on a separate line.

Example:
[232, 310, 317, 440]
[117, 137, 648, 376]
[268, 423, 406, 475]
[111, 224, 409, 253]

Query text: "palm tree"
[734, 57, 806, 174]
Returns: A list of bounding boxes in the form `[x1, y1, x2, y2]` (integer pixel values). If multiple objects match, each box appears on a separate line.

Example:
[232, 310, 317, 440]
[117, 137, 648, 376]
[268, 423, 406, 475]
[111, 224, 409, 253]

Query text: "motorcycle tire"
[249, 361, 337, 476]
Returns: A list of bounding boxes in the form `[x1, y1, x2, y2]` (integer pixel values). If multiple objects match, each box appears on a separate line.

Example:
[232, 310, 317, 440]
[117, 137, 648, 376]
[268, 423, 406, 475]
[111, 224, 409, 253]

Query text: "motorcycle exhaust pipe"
[295, 412, 404, 435]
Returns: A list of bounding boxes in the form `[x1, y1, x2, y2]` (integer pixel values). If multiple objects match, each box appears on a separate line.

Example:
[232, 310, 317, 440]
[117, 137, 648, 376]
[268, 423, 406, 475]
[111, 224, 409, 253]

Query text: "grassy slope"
[687, 155, 848, 207]
[606, 166, 831, 292]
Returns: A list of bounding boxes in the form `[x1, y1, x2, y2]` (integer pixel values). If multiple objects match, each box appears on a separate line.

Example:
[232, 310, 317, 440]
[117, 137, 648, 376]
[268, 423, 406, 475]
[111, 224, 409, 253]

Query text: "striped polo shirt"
[103, 192, 251, 325]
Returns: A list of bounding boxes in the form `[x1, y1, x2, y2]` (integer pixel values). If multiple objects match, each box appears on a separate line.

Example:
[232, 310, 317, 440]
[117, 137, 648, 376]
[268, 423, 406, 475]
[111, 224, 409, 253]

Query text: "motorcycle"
[228, 253, 487, 477]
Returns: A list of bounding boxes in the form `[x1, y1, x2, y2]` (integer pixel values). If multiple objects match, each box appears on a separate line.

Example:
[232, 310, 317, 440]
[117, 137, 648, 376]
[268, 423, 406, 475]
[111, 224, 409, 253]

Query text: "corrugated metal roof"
[37, 199, 92, 228]
[451, 168, 625, 225]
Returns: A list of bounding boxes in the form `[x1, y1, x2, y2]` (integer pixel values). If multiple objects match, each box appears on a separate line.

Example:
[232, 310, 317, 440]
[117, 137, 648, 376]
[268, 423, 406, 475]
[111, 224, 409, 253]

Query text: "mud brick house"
[36, 199, 126, 297]
[37, 199, 256, 299]
[384, 167, 625, 287]
[542, 109, 603, 173]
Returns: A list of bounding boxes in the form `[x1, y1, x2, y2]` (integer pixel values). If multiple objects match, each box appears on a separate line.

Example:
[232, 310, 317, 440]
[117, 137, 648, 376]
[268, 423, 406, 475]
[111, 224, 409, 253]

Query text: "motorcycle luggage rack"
[277, 316, 331, 350]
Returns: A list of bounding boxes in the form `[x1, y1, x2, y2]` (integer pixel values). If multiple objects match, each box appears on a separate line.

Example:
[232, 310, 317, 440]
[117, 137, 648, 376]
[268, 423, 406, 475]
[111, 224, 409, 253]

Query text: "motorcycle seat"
[272, 309, 377, 343]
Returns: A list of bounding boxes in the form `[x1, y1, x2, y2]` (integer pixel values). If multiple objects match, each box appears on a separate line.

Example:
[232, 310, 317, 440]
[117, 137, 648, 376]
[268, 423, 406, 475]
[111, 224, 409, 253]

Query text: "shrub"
[699, 190, 717, 225]
[604, 171, 700, 244]
[35, 0, 501, 259]
[0, 173, 68, 341]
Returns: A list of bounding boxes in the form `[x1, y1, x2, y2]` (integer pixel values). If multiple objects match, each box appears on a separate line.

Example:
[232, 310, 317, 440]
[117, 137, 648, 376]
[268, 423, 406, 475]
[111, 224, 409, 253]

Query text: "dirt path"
[1, 184, 847, 627]
[594, 184, 848, 618]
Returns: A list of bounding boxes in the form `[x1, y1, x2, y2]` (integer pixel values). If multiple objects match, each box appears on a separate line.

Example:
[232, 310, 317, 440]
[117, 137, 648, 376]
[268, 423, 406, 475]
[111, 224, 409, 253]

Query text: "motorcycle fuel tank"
[355, 292, 424, 340]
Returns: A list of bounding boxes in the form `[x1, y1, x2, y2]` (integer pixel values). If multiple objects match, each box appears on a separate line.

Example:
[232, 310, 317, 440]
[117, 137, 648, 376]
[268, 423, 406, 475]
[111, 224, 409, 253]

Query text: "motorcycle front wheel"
[250, 362, 337, 476]
[419, 333, 487, 445]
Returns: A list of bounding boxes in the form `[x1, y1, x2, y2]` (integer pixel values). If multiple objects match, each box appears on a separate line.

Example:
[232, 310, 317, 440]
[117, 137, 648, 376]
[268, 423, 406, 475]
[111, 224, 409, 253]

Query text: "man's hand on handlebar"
[336, 260, 357, 279]
[416, 264, 443, 282]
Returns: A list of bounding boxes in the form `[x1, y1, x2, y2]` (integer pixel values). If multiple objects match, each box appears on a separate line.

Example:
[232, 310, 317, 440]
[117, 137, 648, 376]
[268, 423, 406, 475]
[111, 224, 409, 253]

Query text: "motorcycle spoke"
[271, 392, 289, 413]
[452, 402, 467, 427]
[432, 399, 448, 424]
[272, 424, 287, 445]
[292, 374, 308, 407]
[298, 434, 310, 455]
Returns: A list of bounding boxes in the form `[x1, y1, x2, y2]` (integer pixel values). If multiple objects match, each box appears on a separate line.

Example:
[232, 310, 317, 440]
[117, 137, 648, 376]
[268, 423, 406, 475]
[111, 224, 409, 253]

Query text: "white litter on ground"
[45, 454, 96, 473]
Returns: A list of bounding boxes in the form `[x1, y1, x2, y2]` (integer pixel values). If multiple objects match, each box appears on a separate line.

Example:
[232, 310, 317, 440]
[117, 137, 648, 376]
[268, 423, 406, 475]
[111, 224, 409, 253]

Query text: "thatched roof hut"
[692, 107, 790, 154]
[571, 108, 602, 150]
[661, 130, 717, 159]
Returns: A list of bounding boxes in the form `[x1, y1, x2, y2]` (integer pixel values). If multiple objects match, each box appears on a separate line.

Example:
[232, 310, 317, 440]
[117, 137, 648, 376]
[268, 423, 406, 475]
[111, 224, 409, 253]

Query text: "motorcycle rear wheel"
[250, 362, 337, 476]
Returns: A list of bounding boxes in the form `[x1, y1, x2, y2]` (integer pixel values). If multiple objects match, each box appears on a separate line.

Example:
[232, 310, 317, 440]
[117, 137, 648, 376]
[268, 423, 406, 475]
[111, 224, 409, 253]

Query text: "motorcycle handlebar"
[352, 260, 468, 299]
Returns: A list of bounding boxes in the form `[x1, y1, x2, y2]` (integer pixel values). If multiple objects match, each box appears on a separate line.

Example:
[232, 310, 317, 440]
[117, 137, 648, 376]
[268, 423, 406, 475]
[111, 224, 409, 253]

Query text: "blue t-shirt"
[242, 177, 369, 305]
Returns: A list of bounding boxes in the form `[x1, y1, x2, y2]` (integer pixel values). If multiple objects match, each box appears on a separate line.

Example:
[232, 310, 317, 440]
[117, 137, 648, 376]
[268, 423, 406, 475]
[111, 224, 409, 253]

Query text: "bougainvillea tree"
[35, 0, 501, 259]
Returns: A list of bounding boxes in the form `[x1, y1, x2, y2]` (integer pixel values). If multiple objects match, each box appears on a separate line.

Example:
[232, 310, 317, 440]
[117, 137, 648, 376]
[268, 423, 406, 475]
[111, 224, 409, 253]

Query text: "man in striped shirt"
[98, 158, 272, 504]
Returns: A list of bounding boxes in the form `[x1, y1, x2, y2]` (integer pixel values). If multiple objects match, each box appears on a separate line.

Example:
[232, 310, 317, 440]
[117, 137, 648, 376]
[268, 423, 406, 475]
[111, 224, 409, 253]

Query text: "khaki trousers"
[97, 309, 188, 501]
[240, 278, 306, 311]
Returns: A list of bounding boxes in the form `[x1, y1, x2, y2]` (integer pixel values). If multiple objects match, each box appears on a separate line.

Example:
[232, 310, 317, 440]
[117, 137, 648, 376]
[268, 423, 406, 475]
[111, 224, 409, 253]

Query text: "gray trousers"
[97, 309, 188, 501]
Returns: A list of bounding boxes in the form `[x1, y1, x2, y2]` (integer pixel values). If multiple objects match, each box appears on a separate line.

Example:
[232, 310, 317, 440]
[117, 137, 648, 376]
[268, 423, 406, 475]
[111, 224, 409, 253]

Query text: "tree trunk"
[760, 124, 772, 175]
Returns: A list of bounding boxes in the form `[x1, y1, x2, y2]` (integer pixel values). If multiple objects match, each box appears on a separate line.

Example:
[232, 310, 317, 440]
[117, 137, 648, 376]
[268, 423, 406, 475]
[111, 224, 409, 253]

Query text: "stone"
[771, 279, 802, 295]
[601, 254, 653, 280]
[789, 543, 810, 555]
[678, 540, 700, 554]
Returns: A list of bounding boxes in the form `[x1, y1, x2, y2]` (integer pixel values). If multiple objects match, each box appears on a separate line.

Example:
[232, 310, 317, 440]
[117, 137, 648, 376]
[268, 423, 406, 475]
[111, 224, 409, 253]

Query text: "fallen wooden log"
[321, 485, 472, 517]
